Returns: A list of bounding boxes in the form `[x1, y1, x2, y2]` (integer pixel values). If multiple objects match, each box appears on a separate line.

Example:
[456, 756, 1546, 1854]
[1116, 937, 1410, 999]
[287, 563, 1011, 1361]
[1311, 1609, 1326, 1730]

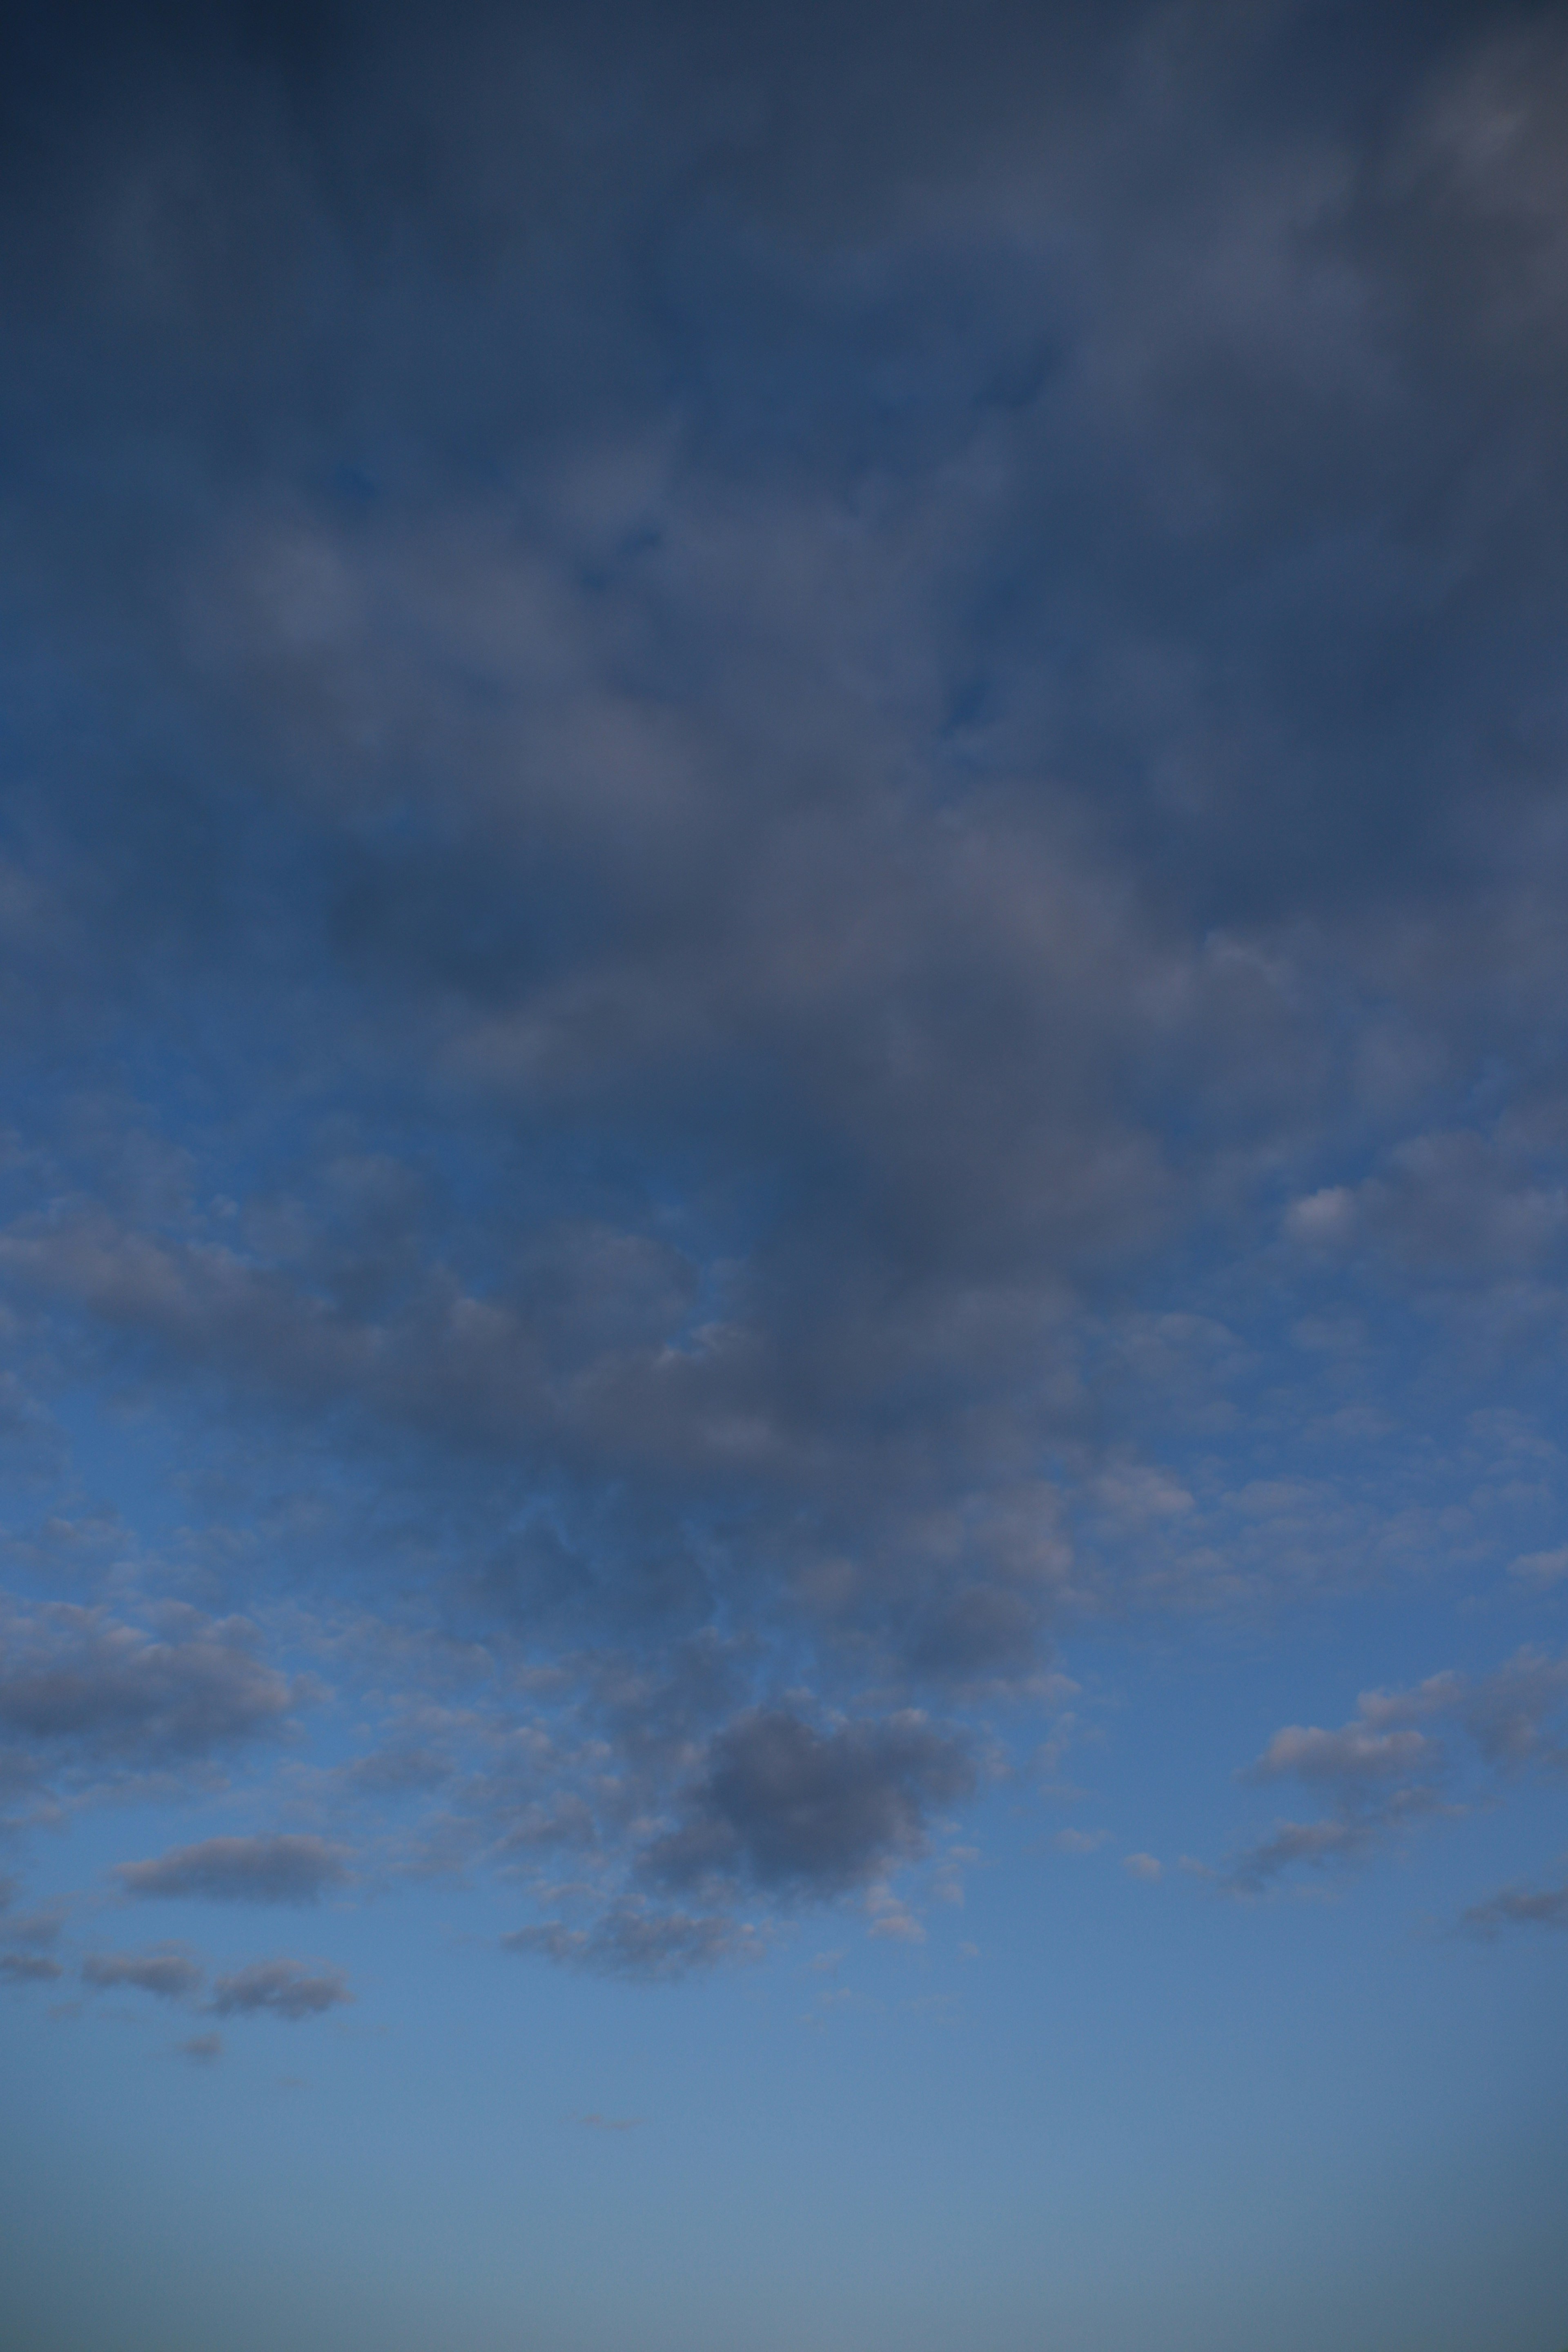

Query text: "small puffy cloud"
[177, 2032, 223, 2065]
[643, 1708, 974, 1895]
[207, 1958, 353, 2020]
[82, 1947, 204, 2000]
[1123, 1852, 1163, 1882]
[115, 1835, 351, 1906]
[1460, 1881, 1568, 1938]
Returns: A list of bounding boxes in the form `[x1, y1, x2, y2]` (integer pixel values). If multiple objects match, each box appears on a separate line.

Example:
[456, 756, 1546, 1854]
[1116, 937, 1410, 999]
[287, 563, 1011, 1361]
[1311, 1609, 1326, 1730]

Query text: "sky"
[2, 2, 1567, 2346]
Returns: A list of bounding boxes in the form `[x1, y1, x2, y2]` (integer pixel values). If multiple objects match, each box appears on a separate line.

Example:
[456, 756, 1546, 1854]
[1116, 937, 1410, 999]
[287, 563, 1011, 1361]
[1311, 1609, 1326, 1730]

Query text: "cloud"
[0, 1951, 64, 1986]
[1123, 1853, 1163, 1882]
[1510, 1547, 1568, 1588]
[1459, 1881, 1568, 1938]
[82, 1947, 204, 2000]
[177, 2032, 223, 2065]
[1223, 1649, 1568, 1893]
[1223, 1815, 1385, 1898]
[642, 1708, 974, 1895]
[206, 1959, 353, 2021]
[0, 1597, 294, 1782]
[1, 0, 1568, 1986]
[116, 1835, 352, 1906]
[1244, 1723, 1439, 1784]
[1053, 1828, 1108, 1855]
[503, 1900, 761, 1981]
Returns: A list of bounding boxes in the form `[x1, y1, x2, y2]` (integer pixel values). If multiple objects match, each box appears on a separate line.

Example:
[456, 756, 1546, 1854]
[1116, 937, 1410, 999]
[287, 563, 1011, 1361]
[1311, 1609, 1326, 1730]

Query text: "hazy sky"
[2, 5, 1567, 2348]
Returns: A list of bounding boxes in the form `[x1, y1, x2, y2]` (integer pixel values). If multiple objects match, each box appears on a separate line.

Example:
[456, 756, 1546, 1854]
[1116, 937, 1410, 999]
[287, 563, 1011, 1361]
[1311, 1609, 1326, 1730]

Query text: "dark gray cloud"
[644, 1708, 974, 1895]
[177, 2030, 223, 2065]
[82, 1946, 204, 1999]
[206, 1957, 353, 2020]
[115, 1835, 352, 1905]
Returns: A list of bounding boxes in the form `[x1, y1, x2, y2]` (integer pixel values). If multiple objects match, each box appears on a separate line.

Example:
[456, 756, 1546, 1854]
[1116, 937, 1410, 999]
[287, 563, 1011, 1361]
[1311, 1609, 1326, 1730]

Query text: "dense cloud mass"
[0, 0, 1566, 1980]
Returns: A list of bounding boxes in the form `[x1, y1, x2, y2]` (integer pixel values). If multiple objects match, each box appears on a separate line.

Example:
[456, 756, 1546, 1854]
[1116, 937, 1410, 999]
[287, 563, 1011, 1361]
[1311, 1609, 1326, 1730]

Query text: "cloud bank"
[1, 0, 1566, 1972]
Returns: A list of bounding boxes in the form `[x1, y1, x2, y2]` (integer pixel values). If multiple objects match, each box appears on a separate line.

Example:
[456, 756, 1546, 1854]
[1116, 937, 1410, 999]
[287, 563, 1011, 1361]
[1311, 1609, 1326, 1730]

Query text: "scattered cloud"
[1223, 1651, 1568, 1893]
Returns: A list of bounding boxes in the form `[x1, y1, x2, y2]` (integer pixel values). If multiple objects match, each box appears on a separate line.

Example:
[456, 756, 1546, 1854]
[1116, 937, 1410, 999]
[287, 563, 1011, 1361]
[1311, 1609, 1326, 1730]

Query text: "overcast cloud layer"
[2, 4, 1567, 2281]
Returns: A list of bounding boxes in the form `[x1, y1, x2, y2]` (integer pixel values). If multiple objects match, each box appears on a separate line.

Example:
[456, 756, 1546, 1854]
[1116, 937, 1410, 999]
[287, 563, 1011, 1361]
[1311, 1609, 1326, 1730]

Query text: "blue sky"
[2, 3, 1567, 2346]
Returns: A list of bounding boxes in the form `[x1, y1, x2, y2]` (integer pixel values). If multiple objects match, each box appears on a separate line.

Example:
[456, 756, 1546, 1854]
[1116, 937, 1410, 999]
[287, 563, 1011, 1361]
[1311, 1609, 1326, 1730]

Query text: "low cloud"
[207, 1958, 353, 2020]
[116, 1835, 351, 1906]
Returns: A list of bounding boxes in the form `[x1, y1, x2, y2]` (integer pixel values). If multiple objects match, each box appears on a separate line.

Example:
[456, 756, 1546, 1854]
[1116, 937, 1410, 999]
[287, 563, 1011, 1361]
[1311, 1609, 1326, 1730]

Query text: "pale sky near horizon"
[2, 5, 1567, 2348]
